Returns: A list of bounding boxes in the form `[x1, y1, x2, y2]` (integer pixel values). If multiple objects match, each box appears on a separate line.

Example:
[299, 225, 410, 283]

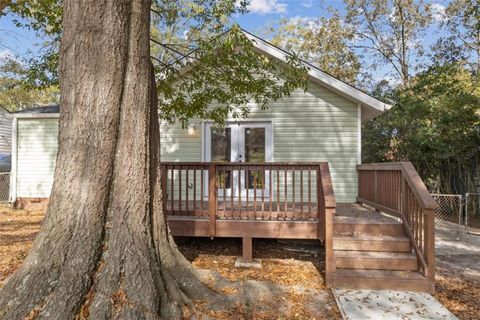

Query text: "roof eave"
[242, 30, 392, 122]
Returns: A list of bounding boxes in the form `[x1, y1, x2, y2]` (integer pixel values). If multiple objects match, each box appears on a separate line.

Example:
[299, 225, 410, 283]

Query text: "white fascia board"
[10, 117, 17, 203]
[13, 113, 60, 119]
[241, 30, 392, 122]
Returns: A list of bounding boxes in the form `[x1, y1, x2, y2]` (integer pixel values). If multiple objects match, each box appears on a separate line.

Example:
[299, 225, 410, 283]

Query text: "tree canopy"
[0, 0, 307, 120]
[363, 61, 480, 193]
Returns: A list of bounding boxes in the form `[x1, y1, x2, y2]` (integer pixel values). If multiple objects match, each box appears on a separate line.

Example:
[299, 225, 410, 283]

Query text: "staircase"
[330, 205, 435, 293]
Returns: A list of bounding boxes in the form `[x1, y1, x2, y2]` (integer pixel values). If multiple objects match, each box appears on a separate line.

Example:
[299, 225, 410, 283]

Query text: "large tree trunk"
[0, 1, 212, 318]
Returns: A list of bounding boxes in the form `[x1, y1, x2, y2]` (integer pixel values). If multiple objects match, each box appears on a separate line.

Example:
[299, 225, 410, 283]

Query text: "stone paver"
[333, 289, 458, 320]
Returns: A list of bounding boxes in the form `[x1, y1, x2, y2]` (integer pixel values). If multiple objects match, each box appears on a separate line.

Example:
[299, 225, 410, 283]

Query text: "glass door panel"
[204, 122, 271, 200]
[239, 124, 269, 199]
[211, 127, 231, 190]
[244, 127, 266, 190]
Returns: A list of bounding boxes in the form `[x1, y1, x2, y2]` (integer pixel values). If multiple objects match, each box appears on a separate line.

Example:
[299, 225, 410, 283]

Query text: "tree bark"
[0, 0, 213, 319]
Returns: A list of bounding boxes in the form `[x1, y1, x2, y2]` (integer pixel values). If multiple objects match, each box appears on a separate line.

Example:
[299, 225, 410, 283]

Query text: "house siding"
[15, 118, 58, 198]
[0, 113, 12, 155]
[161, 82, 360, 203]
[12, 83, 360, 203]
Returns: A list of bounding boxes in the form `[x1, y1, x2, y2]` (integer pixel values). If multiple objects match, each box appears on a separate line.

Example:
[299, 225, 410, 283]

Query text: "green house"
[10, 31, 390, 208]
[9, 31, 440, 293]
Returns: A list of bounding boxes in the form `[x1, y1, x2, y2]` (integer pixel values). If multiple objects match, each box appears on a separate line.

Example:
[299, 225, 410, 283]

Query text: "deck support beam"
[242, 237, 253, 261]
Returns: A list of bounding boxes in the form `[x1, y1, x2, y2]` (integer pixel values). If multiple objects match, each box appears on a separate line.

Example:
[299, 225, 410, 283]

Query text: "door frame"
[202, 120, 273, 199]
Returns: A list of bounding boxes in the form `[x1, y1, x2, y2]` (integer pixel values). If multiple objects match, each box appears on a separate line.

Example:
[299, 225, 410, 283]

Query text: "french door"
[204, 122, 272, 199]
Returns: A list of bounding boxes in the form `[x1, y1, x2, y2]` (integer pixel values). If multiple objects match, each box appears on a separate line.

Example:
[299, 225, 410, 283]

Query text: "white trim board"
[9, 117, 17, 203]
[357, 104, 362, 164]
[13, 113, 59, 119]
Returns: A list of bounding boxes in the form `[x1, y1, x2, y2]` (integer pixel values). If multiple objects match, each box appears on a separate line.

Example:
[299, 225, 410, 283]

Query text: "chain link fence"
[0, 172, 10, 202]
[465, 193, 480, 235]
[432, 194, 463, 240]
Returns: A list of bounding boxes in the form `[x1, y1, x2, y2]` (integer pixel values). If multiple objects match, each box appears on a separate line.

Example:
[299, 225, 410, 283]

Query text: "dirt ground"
[0, 206, 339, 319]
[0, 205, 479, 319]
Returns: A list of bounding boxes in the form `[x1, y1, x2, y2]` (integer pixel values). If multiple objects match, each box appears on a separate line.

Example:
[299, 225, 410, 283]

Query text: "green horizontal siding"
[14, 82, 360, 203]
[161, 82, 360, 203]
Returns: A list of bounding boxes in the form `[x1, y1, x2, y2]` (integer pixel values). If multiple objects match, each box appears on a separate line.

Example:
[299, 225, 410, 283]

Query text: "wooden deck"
[161, 161, 436, 292]
[162, 162, 334, 240]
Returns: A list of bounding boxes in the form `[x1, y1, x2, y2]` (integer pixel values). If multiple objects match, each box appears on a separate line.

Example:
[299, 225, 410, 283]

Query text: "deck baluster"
[300, 167, 303, 218]
[170, 167, 174, 214]
[262, 167, 265, 219]
[200, 167, 204, 216]
[186, 168, 189, 213]
[292, 169, 295, 219]
[178, 166, 182, 214]
[277, 170, 280, 217]
[284, 167, 288, 218]
[253, 166, 256, 218]
[308, 167, 312, 219]
[193, 168, 196, 215]
[238, 166, 242, 219]
[269, 167, 273, 219]
[246, 168, 249, 216]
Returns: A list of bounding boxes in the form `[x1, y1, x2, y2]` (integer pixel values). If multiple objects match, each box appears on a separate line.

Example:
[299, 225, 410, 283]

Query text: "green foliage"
[1, 0, 63, 87]
[363, 62, 480, 193]
[269, 11, 360, 84]
[149, 2, 308, 127]
[0, 56, 59, 111]
[151, 0, 248, 64]
[158, 25, 308, 127]
[1, 1, 308, 125]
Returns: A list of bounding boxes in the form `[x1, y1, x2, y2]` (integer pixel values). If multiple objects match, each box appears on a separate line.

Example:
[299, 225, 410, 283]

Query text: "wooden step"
[331, 269, 435, 293]
[334, 251, 418, 270]
[333, 217, 405, 237]
[333, 235, 411, 252]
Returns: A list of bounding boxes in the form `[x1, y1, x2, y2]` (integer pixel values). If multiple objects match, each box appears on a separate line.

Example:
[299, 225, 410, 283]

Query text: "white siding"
[16, 118, 58, 197]
[0, 113, 12, 154]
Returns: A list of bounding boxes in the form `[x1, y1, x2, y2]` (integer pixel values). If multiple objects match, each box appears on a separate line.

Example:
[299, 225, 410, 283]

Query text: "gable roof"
[240, 29, 391, 122]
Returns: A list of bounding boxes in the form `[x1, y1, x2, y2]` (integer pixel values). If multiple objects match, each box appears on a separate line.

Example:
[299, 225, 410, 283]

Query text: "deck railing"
[357, 162, 435, 280]
[160, 162, 335, 238]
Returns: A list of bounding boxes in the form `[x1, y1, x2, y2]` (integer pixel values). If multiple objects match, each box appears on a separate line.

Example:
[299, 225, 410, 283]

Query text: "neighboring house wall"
[161, 82, 360, 203]
[0, 112, 12, 154]
[14, 118, 58, 198]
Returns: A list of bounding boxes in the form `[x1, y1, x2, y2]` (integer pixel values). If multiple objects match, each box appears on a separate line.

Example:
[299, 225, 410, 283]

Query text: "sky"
[0, 0, 451, 84]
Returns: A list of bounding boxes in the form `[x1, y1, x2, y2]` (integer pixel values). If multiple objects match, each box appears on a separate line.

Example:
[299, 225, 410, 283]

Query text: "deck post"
[319, 163, 336, 287]
[317, 165, 325, 240]
[242, 237, 253, 261]
[209, 163, 217, 238]
[424, 208, 435, 280]
[160, 164, 168, 215]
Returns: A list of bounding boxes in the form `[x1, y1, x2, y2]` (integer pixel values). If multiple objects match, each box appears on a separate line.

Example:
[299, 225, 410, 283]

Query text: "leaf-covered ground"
[434, 254, 480, 320]
[1, 205, 479, 319]
[0, 205, 43, 287]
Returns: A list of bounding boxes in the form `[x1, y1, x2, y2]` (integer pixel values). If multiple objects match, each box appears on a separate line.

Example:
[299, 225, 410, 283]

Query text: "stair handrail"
[356, 162, 435, 280]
